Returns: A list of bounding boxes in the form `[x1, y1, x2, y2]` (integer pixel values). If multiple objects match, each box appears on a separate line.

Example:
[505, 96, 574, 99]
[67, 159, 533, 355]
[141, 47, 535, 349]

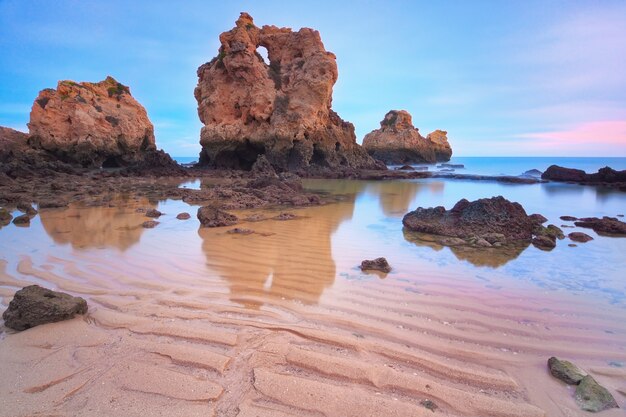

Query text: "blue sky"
[1, 0, 625, 157]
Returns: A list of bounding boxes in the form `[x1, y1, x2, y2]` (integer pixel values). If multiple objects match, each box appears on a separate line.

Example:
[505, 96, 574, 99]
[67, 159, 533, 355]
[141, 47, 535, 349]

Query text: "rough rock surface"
[2, 285, 88, 331]
[402, 196, 542, 245]
[542, 165, 626, 185]
[194, 13, 380, 172]
[197, 206, 238, 227]
[360, 257, 392, 273]
[574, 217, 626, 235]
[547, 357, 586, 385]
[574, 375, 619, 412]
[28, 77, 178, 170]
[362, 110, 452, 164]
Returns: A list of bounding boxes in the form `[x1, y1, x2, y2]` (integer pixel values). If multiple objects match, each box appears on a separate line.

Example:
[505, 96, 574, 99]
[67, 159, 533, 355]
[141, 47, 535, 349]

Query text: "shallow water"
[0, 178, 625, 416]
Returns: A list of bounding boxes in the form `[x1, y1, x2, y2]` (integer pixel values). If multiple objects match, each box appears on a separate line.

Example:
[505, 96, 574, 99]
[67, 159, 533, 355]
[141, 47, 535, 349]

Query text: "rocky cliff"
[194, 12, 380, 172]
[362, 110, 452, 164]
[28, 76, 161, 168]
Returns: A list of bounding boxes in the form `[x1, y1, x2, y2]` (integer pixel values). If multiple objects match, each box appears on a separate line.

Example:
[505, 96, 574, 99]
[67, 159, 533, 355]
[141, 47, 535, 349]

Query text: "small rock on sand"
[2, 285, 88, 331]
[360, 257, 392, 273]
[575, 375, 619, 412]
[547, 357, 586, 385]
[176, 212, 191, 220]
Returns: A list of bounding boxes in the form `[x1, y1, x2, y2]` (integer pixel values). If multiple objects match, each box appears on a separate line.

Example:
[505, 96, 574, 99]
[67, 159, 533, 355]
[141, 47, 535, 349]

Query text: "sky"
[1, 0, 625, 157]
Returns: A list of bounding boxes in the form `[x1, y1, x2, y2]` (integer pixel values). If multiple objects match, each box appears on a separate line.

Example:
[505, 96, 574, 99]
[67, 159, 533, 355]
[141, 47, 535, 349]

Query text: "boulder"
[176, 212, 191, 220]
[360, 257, 392, 273]
[0, 207, 12, 226]
[543, 165, 626, 184]
[194, 13, 379, 172]
[568, 232, 593, 243]
[197, 206, 238, 227]
[145, 208, 162, 218]
[362, 110, 452, 164]
[142, 220, 159, 228]
[574, 216, 626, 235]
[547, 357, 586, 385]
[574, 375, 619, 412]
[12, 213, 30, 226]
[2, 285, 88, 331]
[402, 196, 540, 243]
[28, 77, 178, 170]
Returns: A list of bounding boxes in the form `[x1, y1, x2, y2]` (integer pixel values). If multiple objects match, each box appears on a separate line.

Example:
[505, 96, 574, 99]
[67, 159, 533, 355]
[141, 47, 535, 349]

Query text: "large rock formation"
[194, 12, 380, 172]
[362, 110, 452, 164]
[28, 76, 162, 168]
[542, 165, 626, 186]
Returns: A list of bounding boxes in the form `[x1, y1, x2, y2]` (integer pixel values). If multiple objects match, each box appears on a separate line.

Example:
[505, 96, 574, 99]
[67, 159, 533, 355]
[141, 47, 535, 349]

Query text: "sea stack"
[362, 110, 452, 164]
[28, 76, 159, 168]
[194, 12, 380, 172]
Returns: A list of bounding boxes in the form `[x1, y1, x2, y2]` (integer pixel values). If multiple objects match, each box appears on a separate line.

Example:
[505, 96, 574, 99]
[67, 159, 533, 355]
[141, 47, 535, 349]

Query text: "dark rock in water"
[197, 206, 238, 227]
[532, 235, 556, 250]
[439, 168, 455, 172]
[402, 196, 541, 243]
[543, 165, 626, 185]
[560, 215, 578, 221]
[145, 208, 162, 218]
[542, 165, 588, 182]
[547, 357, 586, 385]
[574, 217, 626, 235]
[574, 375, 619, 412]
[397, 165, 415, 171]
[438, 163, 464, 168]
[2, 285, 88, 331]
[569, 232, 593, 243]
[529, 213, 548, 224]
[12, 213, 30, 226]
[142, 220, 159, 228]
[568, 243, 577, 247]
[273, 212, 298, 221]
[227, 227, 254, 235]
[617, 214, 624, 218]
[360, 257, 392, 273]
[0, 207, 12, 226]
[17, 203, 37, 215]
[540, 224, 565, 240]
[176, 212, 191, 220]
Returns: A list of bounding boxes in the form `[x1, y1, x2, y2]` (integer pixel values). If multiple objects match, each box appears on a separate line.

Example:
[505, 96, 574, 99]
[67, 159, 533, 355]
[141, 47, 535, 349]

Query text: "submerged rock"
[560, 215, 578, 221]
[575, 375, 619, 412]
[568, 232, 593, 243]
[360, 257, 392, 273]
[195, 13, 379, 171]
[145, 208, 163, 218]
[176, 212, 191, 220]
[574, 217, 626, 236]
[362, 110, 452, 164]
[547, 357, 586, 385]
[142, 220, 159, 228]
[2, 285, 88, 331]
[197, 206, 238, 227]
[12, 213, 30, 226]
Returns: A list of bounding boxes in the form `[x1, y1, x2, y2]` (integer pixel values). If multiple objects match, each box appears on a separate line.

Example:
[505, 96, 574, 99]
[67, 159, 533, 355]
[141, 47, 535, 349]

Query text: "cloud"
[516, 121, 626, 155]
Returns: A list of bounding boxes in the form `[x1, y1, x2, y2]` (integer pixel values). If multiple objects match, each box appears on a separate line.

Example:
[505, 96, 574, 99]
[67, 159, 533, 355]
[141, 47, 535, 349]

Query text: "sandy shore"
[0, 197, 625, 417]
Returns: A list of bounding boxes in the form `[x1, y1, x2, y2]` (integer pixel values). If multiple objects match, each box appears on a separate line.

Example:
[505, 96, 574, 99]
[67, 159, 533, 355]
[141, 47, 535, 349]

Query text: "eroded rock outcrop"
[402, 196, 554, 250]
[28, 76, 176, 170]
[362, 110, 452, 164]
[194, 12, 380, 172]
[542, 165, 626, 186]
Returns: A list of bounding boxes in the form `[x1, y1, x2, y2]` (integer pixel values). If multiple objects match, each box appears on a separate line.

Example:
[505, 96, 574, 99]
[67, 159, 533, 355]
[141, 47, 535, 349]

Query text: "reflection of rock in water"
[365, 181, 445, 217]
[39, 197, 156, 251]
[198, 199, 356, 308]
[402, 229, 528, 268]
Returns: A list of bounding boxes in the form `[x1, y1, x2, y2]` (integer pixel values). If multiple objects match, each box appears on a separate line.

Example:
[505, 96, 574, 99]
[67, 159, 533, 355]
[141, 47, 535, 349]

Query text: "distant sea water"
[390, 156, 626, 176]
[175, 155, 626, 176]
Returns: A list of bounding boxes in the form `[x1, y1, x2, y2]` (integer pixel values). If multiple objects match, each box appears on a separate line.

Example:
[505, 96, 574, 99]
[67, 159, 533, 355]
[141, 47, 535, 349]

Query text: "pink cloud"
[520, 121, 626, 147]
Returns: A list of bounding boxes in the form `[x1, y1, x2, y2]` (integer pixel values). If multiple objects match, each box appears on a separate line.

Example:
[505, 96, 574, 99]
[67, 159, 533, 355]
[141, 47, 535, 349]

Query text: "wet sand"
[0, 181, 625, 416]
